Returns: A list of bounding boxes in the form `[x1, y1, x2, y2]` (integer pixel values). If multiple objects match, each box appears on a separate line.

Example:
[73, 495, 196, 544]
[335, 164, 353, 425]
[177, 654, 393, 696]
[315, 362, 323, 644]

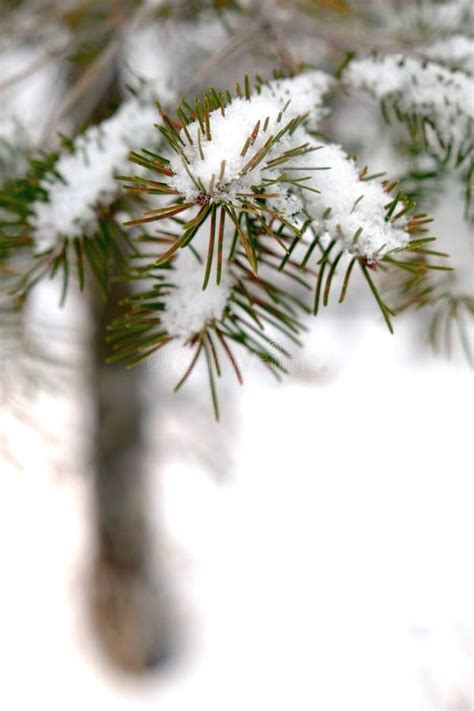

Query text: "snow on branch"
[31, 99, 159, 252]
[108, 219, 309, 418]
[116, 70, 449, 344]
[167, 70, 333, 205]
[301, 142, 410, 260]
[343, 54, 474, 164]
[122, 72, 336, 270]
[125, 71, 423, 273]
[160, 233, 233, 341]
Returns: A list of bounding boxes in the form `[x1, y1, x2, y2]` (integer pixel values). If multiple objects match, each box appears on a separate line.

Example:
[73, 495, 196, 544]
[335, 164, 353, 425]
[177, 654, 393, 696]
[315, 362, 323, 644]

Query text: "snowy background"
[1, 286, 472, 710]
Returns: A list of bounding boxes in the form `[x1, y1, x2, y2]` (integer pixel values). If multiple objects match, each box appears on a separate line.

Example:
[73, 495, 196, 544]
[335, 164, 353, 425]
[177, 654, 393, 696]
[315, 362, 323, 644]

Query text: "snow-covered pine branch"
[15, 10, 238, 255]
[108, 218, 309, 417]
[125, 70, 419, 275]
[0, 94, 170, 298]
[121, 72, 334, 273]
[120, 70, 449, 342]
[299, 142, 410, 260]
[159, 233, 233, 342]
[165, 71, 333, 205]
[0, 0, 465, 408]
[343, 53, 474, 167]
[31, 98, 160, 253]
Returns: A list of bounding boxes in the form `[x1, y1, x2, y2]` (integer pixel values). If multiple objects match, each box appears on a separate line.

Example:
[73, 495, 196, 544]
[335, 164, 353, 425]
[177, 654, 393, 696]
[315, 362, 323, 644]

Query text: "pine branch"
[0, 98, 161, 299]
[343, 52, 474, 215]
[120, 70, 333, 277]
[107, 222, 310, 418]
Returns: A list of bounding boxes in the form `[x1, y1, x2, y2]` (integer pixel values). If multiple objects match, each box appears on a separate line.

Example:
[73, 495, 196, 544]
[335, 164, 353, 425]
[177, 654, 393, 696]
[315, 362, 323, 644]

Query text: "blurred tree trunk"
[89, 272, 171, 674]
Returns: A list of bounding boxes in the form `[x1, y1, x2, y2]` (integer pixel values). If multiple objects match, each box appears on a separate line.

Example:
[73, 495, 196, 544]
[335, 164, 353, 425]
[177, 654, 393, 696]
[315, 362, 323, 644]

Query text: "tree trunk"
[89, 277, 172, 674]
